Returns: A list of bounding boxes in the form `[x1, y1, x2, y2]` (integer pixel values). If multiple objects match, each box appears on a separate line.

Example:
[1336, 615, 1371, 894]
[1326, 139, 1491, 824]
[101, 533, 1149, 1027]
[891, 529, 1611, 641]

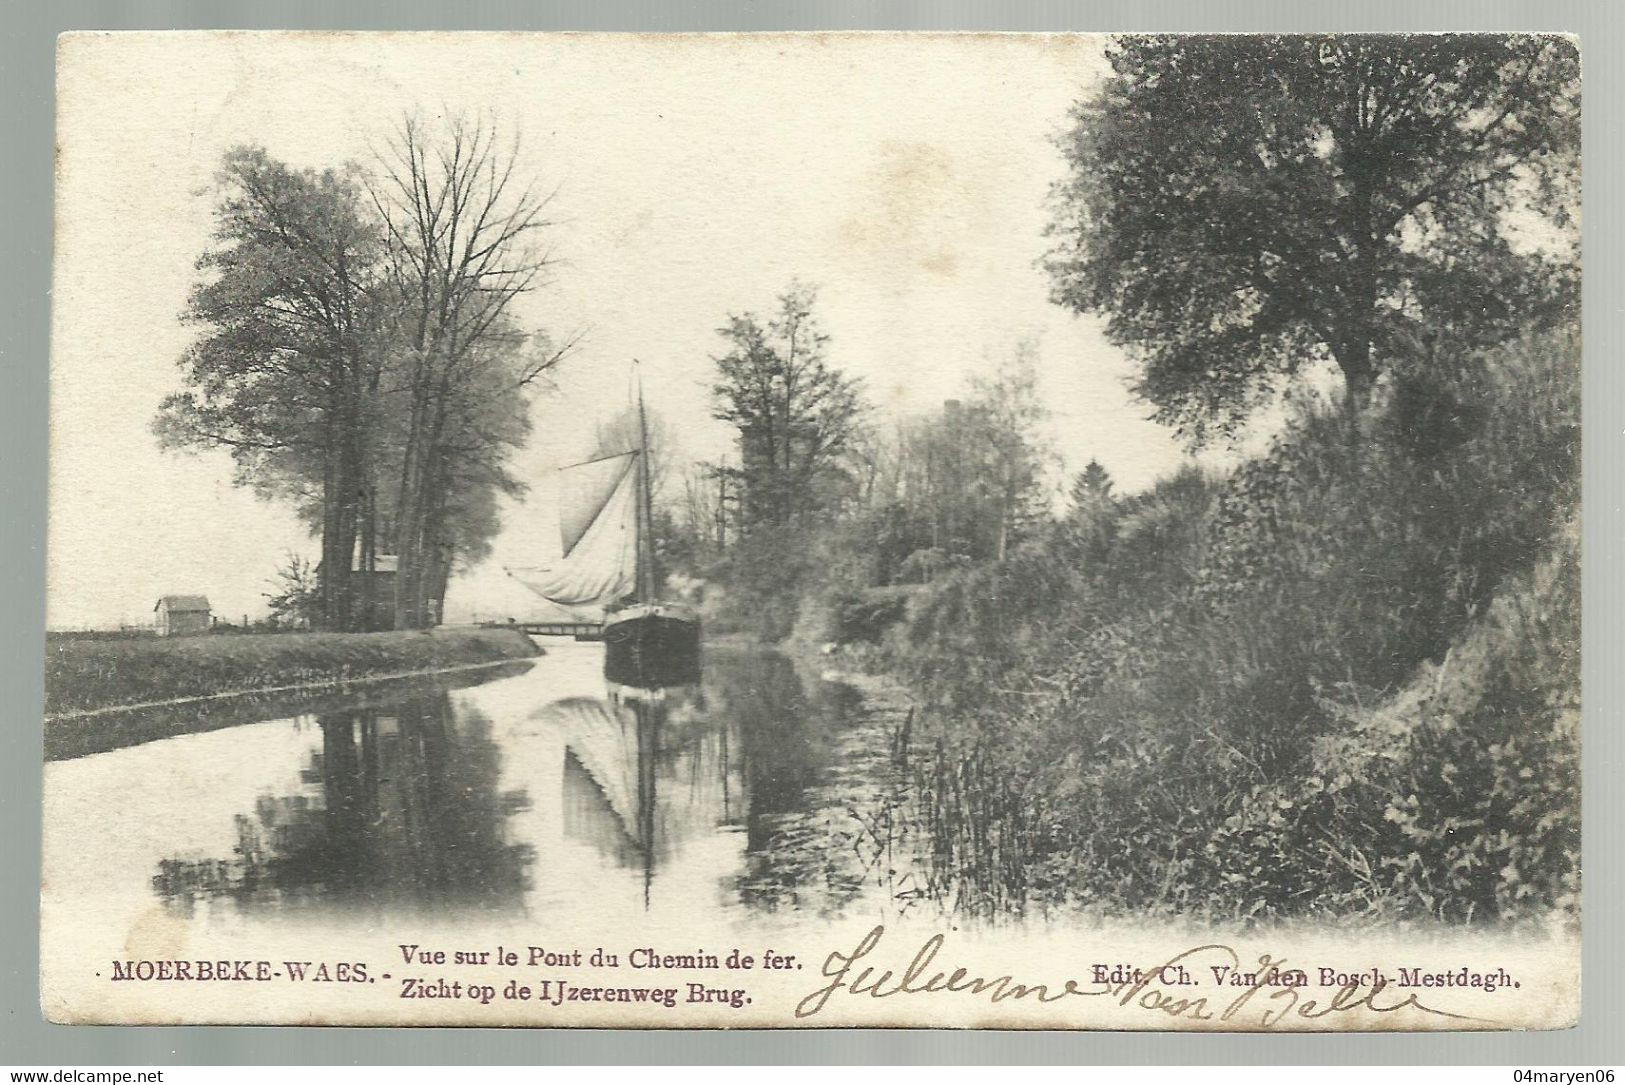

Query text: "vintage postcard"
[43, 31, 1580, 1029]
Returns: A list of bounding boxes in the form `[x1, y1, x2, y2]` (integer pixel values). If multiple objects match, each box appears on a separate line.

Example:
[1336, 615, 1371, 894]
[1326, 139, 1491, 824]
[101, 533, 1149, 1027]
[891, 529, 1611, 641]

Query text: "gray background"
[3, 0, 1618, 1066]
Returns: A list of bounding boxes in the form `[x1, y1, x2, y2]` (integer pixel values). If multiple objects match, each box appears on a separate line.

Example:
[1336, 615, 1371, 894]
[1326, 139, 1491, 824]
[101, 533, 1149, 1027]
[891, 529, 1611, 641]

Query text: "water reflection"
[152, 693, 534, 919]
[544, 651, 884, 916]
[126, 643, 903, 926]
[546, 680, 740, 907]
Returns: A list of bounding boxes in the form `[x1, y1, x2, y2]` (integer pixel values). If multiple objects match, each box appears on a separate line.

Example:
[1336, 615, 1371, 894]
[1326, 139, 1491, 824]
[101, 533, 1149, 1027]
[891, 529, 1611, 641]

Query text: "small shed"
[154, 594, 212, 637]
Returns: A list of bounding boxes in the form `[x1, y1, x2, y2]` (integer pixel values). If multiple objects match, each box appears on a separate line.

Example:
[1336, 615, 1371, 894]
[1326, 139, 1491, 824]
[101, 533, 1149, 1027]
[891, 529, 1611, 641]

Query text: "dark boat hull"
[603, 604, 701, 688]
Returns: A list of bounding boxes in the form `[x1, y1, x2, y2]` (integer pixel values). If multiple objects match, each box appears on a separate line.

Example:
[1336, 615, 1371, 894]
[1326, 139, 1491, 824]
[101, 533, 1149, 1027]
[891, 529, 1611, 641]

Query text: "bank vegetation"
[656, 37, 1580, 925]
[44, 627, 539, 718]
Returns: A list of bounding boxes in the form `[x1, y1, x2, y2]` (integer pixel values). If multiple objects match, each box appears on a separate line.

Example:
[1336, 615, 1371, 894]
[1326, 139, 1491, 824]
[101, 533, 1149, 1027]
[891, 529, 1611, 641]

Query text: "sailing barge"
[508, 382, 700, 682]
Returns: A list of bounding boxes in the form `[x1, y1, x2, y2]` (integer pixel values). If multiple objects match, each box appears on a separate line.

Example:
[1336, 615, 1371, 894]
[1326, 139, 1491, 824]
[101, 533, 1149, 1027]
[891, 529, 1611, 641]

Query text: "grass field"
[43, 627, 541, 716]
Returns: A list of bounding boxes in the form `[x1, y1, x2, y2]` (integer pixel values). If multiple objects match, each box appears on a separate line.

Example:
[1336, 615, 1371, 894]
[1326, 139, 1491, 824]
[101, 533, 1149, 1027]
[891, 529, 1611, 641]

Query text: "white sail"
[558, 452, 637, 557]
[509, 453, 639, 607]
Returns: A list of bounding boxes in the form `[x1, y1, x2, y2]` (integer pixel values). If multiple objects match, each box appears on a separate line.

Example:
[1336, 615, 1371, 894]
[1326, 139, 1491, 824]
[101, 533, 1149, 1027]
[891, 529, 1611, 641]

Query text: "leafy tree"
[404, 321, 548, 622]
[670, 463, 735, 563]
[1061, 459, 1119, 570]
[892, 410, 983, 559]
[709, 283, 866, 530]
[866, 343, 1056, 571]
[155, 146, 383, 630]
[1045, 34, 1580, 438]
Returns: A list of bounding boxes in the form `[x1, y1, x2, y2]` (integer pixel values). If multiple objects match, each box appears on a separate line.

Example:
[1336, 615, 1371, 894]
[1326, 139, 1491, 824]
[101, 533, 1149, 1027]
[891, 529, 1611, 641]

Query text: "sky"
[49, 32, 1202, 630]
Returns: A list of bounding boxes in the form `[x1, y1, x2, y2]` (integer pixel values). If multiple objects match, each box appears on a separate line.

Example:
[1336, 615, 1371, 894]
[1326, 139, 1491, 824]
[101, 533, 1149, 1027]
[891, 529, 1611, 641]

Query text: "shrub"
[697, 525, 819, 641]
[1203, 520, 1580, 922]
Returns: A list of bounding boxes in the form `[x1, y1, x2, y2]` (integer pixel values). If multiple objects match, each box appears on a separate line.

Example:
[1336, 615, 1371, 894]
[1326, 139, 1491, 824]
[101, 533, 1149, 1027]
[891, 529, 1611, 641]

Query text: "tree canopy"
[1045, 34, 1580, 439]
[709, 284, 866, 529]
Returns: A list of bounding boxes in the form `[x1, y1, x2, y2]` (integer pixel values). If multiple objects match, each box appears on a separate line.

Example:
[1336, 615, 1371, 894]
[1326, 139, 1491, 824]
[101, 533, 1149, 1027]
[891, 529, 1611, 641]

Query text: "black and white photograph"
[42, 31, 1580, 1029]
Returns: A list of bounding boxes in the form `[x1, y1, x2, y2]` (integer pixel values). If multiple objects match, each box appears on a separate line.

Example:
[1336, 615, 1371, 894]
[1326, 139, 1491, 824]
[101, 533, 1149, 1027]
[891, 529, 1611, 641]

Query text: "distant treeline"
[653, 283, 1059, 642]
[47, 628, 159, 642]
[48, 616, 313, 641]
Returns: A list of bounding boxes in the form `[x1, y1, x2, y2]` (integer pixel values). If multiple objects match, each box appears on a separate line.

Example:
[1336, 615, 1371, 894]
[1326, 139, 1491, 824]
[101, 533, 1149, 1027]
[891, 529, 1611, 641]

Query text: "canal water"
[42, 642, 919, 944]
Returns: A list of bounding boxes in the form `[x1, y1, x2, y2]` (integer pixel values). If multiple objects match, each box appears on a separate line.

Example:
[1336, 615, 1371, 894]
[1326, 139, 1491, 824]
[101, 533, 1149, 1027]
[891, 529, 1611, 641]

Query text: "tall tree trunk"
[395, 361, 458, 630]
[1337, 336, 1377, 409]
[319, 388, 358, 633]
[393, 352, 433, 631]
[355, 417, 377, 631]
[319, 416, 342, 632]
[426, 537, 453, 627]
[412, 455, 452, 626]
[334, 431, 360, 633]
[359, 485, 376, 630]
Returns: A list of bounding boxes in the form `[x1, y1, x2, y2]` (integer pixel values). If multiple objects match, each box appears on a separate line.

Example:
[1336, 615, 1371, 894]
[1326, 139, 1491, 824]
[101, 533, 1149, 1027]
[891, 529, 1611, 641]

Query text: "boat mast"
[635, 362, 657, 603]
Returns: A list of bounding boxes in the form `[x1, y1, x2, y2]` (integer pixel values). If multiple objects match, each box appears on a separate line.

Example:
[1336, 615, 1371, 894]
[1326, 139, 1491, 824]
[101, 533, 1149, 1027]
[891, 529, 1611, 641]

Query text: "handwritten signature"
[794, 925, 1481, 1028]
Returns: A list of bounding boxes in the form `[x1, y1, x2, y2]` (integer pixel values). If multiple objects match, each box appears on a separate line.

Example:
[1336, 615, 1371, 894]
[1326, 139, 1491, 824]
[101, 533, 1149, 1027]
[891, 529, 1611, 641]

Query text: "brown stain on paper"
[123, 905, 189, 961]
[837, 140, 969, 278]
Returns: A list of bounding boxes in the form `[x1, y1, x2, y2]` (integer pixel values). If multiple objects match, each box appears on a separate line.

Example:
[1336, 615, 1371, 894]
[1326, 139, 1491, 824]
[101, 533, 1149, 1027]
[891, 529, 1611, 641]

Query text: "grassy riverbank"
[44, 627, 540, 717]
[882, 331, 1580, 925]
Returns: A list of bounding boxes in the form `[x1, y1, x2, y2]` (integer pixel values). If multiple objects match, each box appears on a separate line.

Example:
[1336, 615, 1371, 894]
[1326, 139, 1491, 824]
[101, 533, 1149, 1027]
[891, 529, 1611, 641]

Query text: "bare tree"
[368, 112, 567, 627]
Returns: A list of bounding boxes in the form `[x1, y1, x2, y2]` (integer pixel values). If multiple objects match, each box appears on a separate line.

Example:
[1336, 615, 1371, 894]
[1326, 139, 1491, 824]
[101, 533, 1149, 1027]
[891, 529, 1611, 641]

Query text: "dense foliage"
[1045, 34, 1579, 438]
[894, 328, 1578, 924]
